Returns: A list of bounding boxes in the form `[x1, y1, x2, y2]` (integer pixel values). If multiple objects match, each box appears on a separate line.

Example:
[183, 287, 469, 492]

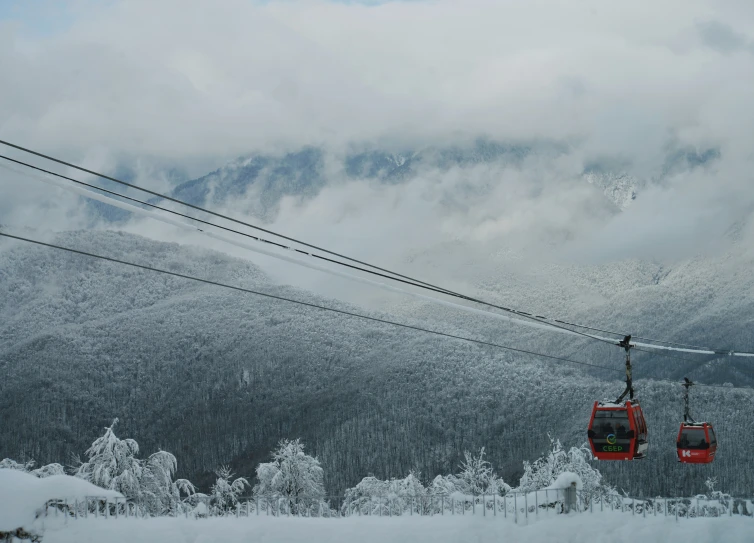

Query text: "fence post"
[483, 494, 486, 517]
[564, 484, 577, 514]
[504, 495, 507, 518]
[632, 498, 635, 516]
[675, 500, 678, 522]
[514, 492, 518, 524]
[525, 493, 528, 520]
[442, 496, 444, 516]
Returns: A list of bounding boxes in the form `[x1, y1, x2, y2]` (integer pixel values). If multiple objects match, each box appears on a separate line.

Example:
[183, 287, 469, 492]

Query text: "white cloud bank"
[1, 0, 753, 274]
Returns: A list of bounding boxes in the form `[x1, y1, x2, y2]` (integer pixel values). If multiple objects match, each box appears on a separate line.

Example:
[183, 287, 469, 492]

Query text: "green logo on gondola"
[606, 434, 617, 445]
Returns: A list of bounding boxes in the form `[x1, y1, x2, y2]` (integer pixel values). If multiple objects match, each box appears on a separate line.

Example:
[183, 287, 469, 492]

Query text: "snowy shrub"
[0, 459, 35, 472]
[74, 418, 195, 515]
[517, 437, 613, 497]
[456, 448, 510, 496]
[253, 439, 325, 513]
[210, 466, 249, 514]
[1, 459, 65, 478]
[31, 463, 65, 478]
[427, 448, 510, 502]
[342, 472, 428, 515]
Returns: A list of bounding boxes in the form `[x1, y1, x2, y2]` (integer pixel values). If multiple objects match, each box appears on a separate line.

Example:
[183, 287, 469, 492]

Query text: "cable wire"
[0, 151, 619, 348]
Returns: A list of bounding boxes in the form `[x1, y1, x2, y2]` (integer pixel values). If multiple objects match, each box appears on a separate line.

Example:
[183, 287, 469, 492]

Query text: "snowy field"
[37, 514, 752, 543]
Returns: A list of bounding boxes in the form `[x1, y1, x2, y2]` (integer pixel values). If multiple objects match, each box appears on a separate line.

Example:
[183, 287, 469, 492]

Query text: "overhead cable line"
[0, 158, 608, 341]
[2, 140, 753, 358]
[0, 151, 617, 348]
[0, 140, 450, 293]
[0, 231, 621, 374]
[0, 141, 660, 347]
[0, 231, 747, 392]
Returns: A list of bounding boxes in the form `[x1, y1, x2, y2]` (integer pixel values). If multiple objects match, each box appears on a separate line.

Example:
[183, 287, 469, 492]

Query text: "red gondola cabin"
[677, 422, 717, 464]
[587, 400, 648, 460]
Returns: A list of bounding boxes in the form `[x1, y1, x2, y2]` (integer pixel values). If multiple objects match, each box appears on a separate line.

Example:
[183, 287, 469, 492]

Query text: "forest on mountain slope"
[1, 230, 752, 498]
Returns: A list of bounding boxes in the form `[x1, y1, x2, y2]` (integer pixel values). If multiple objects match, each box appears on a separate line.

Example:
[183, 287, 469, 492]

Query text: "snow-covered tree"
[210, 466, 248, 513]
[457, 448, 510, 496]
[76, 418, 145, 499]
[75, 418, 195, 515]
[426, 448, 510, 501]
[428, 473, 461, 497]
[342, 472, 427, 515]
[253, 439, 325, 513]
[141, 451, 196, 515]
[517, 437, 609, 495]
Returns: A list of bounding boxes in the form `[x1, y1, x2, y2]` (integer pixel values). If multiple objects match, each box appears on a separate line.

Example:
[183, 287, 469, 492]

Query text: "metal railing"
[41, 490, 754, 522]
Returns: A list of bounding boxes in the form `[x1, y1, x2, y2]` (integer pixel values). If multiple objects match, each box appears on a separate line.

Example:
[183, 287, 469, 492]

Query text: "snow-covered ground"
[38, 514, 751, 543]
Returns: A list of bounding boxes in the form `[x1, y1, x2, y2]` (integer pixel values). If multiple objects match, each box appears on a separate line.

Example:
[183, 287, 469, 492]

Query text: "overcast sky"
[1, 0, 753, 284]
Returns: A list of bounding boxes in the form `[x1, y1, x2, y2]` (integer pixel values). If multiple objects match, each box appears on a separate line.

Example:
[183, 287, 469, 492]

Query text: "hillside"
[1, 230, 752, 498]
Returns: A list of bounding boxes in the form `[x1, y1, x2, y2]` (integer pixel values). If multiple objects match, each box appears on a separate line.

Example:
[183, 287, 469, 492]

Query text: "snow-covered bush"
[456, 448, 510, 496]
[74, 418, 195, 515]
[253, 439, 325, 514]
[517, 437, 611, 496]
[343, 450, 511, 516]
[31, 463, 65, 478]
[0, 458, 35, 472]
[342, 472, 428, 515]
[210, 466, 249, 514]
[427, 448, 510, 503]
[1, 458, 65, 478]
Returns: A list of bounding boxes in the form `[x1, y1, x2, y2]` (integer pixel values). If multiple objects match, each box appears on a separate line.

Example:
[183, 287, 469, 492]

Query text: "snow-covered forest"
[1, 230, 753, 500]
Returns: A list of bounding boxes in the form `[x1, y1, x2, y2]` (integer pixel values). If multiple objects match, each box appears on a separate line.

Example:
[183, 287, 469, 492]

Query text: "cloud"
[696, 20, 750, 54]
[0, 0, 750, 157]
[1, 0, 754, 282]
